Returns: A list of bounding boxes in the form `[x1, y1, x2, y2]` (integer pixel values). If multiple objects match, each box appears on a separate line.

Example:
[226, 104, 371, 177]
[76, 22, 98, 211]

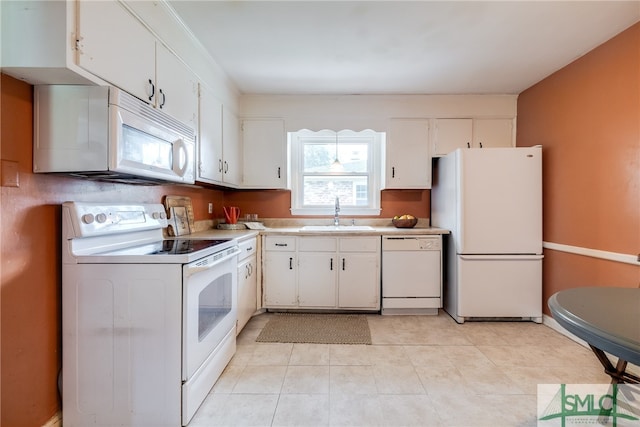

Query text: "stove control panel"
[63, 202, 168, 237]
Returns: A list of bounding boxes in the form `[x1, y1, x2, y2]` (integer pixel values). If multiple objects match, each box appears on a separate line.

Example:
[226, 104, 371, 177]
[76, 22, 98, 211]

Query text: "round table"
[548, 286, 640, 384]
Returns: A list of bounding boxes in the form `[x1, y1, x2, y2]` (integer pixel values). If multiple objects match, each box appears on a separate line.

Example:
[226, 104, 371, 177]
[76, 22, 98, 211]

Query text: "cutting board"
[163, 195, 195, 236]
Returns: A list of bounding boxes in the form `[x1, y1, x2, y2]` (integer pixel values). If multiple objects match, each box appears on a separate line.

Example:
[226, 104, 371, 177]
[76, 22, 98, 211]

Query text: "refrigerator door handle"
[459, 255, 544, 261]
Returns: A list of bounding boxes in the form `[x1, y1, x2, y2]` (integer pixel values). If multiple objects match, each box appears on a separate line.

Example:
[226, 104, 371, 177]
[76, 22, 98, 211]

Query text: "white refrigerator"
[431, 147, 543, 323]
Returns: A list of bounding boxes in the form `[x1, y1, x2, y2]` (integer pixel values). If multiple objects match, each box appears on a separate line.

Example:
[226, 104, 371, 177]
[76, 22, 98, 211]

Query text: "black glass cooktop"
[150, 239, 230, 255]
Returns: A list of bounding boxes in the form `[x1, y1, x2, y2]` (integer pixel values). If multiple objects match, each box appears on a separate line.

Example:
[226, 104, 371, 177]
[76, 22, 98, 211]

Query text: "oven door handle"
[184, 247, 241, 276]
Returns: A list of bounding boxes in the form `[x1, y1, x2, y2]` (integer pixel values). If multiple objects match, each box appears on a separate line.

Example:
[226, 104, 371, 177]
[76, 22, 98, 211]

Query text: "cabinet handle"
[148, 79, 155, 101]
[275, 243, 288, 247]
[392, 166, 395, 178]
[159, 89, 166, 108]
[342, 258, 345, 270]
[224, 161, 229, 174]
[289, 257, 293, 270]
[330, 258, 333, 270]
[479, 142, 483, 148]
[249, 263, 253, 276]
[245, 264, 250, 279]
[467, 142, 471, 148]
[277, 167, 281, 179]
[218, 159, 223, 173]
[247, 246, 253, 252]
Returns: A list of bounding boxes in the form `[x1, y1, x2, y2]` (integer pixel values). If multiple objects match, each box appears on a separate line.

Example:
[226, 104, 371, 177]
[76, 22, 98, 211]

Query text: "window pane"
[303, 142, 334, 171]
[302, 176, 369, 206]
[303, 142, 369, 173]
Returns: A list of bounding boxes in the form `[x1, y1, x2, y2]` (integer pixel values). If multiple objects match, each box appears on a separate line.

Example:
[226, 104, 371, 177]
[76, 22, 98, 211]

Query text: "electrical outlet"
[1, 160, 19, 188]
[208, 203, 213, 214]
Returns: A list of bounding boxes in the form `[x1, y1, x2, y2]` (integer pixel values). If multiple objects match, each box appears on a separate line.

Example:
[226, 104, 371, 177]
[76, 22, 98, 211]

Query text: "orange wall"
[223, 189, 430, 220]
[516, 23, 640, 313]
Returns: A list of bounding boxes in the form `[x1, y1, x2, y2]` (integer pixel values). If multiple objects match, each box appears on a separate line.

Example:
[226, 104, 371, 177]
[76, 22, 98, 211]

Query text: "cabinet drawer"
[265, 236, 296, 251]
[238, 237, 257, 261]
[339, 237, 380, 252]
[298, 237, 337, 252]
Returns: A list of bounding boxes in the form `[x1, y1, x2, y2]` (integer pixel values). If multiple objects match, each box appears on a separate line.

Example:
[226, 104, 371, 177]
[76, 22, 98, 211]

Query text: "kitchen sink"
[300, 225, 375, 232]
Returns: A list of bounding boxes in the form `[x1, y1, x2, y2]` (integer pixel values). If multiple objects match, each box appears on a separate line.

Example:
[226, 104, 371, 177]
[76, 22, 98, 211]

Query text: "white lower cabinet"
[298, 237, 337, 307]
[337, 238, 381, 309]
[263, 235, 380, 310]
[263, 237, 297, 307]
[338, 252, 380, 309]
[237, 237, 258, 334]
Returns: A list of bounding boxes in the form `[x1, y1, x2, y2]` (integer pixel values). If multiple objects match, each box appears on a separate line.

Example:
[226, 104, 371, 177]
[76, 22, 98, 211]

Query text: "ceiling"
[167, 1, 640, 95]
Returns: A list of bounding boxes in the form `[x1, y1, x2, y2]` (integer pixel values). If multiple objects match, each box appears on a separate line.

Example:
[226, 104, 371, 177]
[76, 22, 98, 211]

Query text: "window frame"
[289, 129, 384, 216]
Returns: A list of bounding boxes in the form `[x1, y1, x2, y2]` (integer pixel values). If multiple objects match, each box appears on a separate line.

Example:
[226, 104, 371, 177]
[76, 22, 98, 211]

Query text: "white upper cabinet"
[386, 119, 431, 189]
[197, 87, 241, 187]
[76, 1, 155, 100]
[222, 106, 242, 186]
[433, 118, 514, 156]
[241, 119, 287, 189]
[197, 85, 224, 184]
[472, 118, 514, 149]
[433, 118, 473, 156]
[1, 0, 96, 85]
[155, 44, 198, 129]
[77, 1, 197, 128]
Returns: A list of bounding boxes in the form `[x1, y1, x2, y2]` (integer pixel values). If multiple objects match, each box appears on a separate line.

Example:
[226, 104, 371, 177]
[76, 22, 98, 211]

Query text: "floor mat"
[255, 313, 372, 345]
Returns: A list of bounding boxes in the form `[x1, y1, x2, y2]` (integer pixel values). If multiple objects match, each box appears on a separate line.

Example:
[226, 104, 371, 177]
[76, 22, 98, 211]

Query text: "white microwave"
[34, 85, 195, 185]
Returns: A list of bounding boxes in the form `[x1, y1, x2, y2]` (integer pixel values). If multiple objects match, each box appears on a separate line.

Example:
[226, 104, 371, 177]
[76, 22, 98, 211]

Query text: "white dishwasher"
[382, 235, 442, 315]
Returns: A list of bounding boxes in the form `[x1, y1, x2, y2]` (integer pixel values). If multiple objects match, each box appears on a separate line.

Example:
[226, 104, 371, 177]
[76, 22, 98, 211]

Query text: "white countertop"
[186, 224, 449, 240]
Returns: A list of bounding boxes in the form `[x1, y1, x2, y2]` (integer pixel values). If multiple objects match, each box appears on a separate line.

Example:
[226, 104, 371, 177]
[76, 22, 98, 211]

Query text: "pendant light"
[330, 131, 344, 172]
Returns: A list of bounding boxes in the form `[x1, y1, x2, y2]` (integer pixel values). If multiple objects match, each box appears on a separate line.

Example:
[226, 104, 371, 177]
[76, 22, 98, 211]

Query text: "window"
[289, 129, 384, 215]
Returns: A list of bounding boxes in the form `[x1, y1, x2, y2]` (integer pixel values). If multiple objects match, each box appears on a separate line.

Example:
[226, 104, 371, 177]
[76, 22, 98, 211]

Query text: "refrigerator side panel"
[442, 234, 462, 322]
[431, 152, 460, 238]
[457, 255, 542, 321]
[458, 147, 542, 254]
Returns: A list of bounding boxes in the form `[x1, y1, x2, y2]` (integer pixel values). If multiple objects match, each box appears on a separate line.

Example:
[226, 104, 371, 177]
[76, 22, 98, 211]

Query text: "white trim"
[543, 313, 589, 348]
[42, 411, 62, 427]
[543, 314, 640, 374]
[543, 241, 640, 266]
[289, 129, 384, 216]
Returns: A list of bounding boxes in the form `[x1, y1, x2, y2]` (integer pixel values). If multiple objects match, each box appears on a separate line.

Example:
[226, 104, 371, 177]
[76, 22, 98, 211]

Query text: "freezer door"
[457, 254, 542, 319]
[457, 147, 542, 254]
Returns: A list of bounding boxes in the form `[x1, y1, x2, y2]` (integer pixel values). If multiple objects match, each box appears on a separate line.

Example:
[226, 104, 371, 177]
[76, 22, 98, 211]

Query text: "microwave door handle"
[172, 139, 188, 177]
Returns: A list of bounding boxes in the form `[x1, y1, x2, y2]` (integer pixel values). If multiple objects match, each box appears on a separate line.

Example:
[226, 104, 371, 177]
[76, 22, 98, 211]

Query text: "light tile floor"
[188, 311, 611, 427]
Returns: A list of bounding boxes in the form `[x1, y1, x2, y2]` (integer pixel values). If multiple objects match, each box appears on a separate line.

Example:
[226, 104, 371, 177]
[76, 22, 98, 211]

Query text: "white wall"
[240, 94, 518, 132]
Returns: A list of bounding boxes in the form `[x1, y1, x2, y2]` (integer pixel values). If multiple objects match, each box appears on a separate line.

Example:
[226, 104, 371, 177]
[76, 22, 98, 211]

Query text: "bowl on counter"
[392, 217, 418, 228]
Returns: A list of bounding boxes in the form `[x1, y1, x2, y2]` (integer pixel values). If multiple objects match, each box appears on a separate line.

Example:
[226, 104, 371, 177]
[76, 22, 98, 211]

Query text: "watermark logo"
[538, 384, 640, 426]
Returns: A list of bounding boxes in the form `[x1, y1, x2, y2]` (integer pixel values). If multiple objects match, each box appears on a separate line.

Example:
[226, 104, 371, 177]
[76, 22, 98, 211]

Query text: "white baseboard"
[543, 314, 639, 377]
[542, 313, 588, 348]
[42, 411, 61, 427]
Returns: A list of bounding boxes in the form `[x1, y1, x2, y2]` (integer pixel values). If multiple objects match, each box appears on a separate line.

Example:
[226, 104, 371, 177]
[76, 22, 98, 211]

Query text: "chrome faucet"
[334, 197, 340, 226]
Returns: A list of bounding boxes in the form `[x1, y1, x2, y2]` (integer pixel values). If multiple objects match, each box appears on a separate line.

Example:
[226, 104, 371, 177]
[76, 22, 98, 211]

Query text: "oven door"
[183, 247, 239, 380]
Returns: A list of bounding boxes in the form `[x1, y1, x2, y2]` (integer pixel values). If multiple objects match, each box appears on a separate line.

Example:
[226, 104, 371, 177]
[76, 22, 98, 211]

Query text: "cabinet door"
[338, 253, 380, 309]
[263, 252, 297, 307]
[197, 86, 223, 184]
[386, 119, 431, 189]
[77, 0, 155, 103]
[155, 43, 198, 129]
[237, 255, 257, 334]
[472, 119, 514, 148]
[242, 119, 286, 189]
[298, 253, 337, 307]
[222, 107, 241, 186]
[433, 118, 473, 156]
